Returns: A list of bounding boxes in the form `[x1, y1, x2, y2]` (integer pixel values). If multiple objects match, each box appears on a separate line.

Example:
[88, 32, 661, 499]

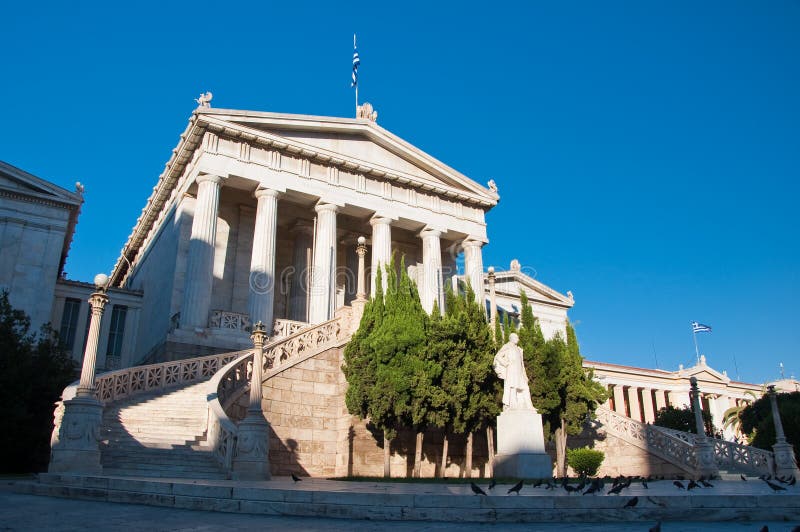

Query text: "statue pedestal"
[48, 395, 103, 474]
[493, 408, 552, 478]
[773, 441, 800, 479]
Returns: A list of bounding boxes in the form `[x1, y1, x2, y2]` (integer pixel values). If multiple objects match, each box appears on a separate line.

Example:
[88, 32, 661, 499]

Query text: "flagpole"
[354, 34, 359, 115]
[692, 326, 700, 365]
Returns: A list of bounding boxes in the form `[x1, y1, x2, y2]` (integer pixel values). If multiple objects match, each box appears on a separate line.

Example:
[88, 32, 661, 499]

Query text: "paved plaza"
[0, 491, 798, 531]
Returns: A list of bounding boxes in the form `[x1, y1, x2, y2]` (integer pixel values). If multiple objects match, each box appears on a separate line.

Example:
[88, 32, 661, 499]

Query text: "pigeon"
[759, 526, 768, 532]
[740, 474, 747, 481]
[470, 482, 487, 496]
[507, 479, 524, 495]
[622, 496, 638, 508]
[764, 480, 786, 492]
[649, 522, 662, 532]
[673, 480, 685, 490]
[583, 484, 599, 495]
[789, 476, 796, 486]
[563, 483, 579, 494]
[291, 473, 302, 482]
[700, 479, 714, 488]
[607, 483, 625, 495]
[641, 479, 649, 489]
[488, 479, 496, 490]
[687, 480, 699, 490]
[791, 526, 800, 532]
[532, 478, 543, 488]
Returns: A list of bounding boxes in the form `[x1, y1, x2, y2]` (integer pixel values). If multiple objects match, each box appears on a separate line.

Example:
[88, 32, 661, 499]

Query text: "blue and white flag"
[351, 39, 360, 87]
[692, 321, 712, 333]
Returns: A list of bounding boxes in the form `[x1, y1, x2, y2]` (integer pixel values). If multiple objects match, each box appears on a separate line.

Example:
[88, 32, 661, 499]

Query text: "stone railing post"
[49, 273, 109, 474]
[767, 385, 800, 478]
[232, 321, 271, 480]
[350, 236, 368, 332]
[690, 377, 718, 478]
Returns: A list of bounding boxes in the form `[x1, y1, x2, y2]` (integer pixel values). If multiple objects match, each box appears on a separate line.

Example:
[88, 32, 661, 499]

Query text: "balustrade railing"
[272, 318, 307, 339]
[595, 405, 775, 476]
[209, 310, 251, 331]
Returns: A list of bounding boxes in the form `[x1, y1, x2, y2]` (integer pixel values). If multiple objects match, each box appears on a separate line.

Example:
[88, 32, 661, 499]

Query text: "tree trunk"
[440, 432, 449, 478]
[414, 431, 424, 478]
[486, 426, 495, 477]
[555, 418, 567, 478]
[383, 429, 391, 478]
[464, 432, 473, 478]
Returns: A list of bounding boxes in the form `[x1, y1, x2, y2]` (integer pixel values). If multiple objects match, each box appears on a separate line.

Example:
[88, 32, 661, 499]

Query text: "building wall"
[0, 198, 71, 332]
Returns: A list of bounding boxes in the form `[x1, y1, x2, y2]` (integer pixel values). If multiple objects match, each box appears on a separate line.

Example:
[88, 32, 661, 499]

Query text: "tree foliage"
[739, 391, 799, 457]
[654, 405, 714, 435]
[0, 291, 76, 472]
[516, 291, 607, 476]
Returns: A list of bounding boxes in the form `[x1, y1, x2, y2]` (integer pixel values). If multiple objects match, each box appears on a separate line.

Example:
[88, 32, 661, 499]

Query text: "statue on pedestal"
[493, 333, 534, 410]
[491, 332, 552, 478]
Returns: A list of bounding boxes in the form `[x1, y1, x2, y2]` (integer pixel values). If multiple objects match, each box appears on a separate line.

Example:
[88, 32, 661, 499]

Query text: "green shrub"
[566, 447, 604, 477]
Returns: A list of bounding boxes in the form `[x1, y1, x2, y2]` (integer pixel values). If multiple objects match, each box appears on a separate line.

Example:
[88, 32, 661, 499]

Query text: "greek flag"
[692, 321, 712, 333]
[351, 44, 360, 87]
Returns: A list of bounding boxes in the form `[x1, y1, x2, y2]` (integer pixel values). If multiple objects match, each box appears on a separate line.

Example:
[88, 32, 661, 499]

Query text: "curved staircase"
[52, 312, 354, 480]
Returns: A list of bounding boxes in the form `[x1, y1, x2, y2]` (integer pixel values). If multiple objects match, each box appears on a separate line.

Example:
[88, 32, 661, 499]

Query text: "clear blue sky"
[2, 1, 798, 384]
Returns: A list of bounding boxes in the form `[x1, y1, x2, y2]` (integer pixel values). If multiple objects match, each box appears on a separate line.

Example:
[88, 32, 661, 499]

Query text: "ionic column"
[612, 385, 627, 416]
[420, 228, 444, 313]
[77, 276, 109, 397]
[627, 387, 642, 422]
[289, 221, 313, 322]
[309, 203, 338, 323]
[641, 388, 655, 423]
[370, 216, 392, 296]
[247, 188, 280, 334]
[654, 389, 667, 411]
[463, 238, 485, 302]
[181, 174, 222, 329]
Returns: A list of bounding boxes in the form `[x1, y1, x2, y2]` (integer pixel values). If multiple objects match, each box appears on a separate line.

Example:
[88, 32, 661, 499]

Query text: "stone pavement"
[0, 492, 798, 531]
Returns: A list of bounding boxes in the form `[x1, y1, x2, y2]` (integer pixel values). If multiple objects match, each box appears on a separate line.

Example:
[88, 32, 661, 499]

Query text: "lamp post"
[767, 385, 800, 478]
[232, 321, 271, 479]
[690, 377, 718, 479]
[49, 273, 110, 474]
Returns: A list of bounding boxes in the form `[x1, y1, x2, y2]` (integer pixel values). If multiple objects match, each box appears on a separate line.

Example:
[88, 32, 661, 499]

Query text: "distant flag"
[692, 322, 712, 334]
[351, 35, 360, 88]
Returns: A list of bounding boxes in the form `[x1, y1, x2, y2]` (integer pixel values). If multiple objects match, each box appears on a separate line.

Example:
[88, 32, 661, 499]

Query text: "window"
[59, 298, 82, 352]
[106, 305, 128, 359]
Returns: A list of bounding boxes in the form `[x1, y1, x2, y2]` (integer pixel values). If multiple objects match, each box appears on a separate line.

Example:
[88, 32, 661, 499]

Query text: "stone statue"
[493, 333, 534, 410]
[487, 179, 498, 193]
[195, 91, 213, 108]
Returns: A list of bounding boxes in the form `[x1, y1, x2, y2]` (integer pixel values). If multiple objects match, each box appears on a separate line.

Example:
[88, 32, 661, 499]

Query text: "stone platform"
[9, 474, 800, 523]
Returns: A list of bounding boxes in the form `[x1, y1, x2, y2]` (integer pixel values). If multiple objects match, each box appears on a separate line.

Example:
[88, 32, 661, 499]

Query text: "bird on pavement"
[291, 473, 302, 482]
[470, 482, 487, 496]
[649, 522, 661, 532]
[687, 480, 699, 490]
[740, 474, 747, 481]
[764, 479, 786, 492]
[507, 479, 524, 495]
[607, 483, 625, 495]
[789, 476, 796, 486]
[673, 480, 685, 490]
[563, 483, 579, 494]
[700, 479, 714, 488]
[532, 479, 543, 488]
[641, 479, 649, 489]
[759, 526, 769, 532]
[622, 496, 638, 508]
[646, 496, 666, 508]
[487, 479, 496, 490]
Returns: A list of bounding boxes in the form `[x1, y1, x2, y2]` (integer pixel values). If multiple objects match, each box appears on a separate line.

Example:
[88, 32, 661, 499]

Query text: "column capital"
[196, 173, 224, 185]
[369, 215, 393, 227]
[315, 202, 339, 214]
[462, 237, 485, 249]
[419, 227, 442, 239]
[290, 219, 314, 235]
[254, 187, 281, 200]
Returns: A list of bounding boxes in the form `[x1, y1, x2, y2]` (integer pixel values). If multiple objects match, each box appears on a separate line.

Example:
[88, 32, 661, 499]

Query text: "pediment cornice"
[490, 268, 574, 309]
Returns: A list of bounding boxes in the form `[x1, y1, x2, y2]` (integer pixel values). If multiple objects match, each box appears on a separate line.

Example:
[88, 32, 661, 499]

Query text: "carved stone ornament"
[195, 91, 213, 108]
[487, 179, 498, 193]
[357, 102, 378, 122]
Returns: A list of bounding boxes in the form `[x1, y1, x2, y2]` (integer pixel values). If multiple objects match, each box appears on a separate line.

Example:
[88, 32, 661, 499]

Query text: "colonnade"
[179, 174, 486, 334]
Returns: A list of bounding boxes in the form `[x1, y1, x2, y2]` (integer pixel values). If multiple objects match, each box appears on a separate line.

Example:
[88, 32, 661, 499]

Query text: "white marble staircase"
[100, 381, 226, 479]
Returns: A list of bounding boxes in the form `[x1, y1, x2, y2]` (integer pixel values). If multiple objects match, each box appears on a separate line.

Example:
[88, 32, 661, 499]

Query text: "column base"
[48, 395, 103, 474]
[693, 440, 719, 479]
[493, 453, 553, 479]
[772, 441, 800, 479]
[232, 414, 271, 480]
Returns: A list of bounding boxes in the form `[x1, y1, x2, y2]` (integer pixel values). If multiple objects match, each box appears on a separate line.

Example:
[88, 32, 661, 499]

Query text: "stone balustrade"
[271, 318, 306, 339]
[209, 310, 251, 331]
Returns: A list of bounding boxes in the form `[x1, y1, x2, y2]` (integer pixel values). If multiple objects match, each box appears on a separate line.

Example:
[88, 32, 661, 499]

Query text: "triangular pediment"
[0, 160, 83, 207]
[685, 364, 730, 384]
[491, 268, 574, 308]
[196, 109, 498, 206]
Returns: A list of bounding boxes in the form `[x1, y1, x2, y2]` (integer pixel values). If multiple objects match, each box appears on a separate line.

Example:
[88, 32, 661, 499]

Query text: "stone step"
[99, 462, 223, 475]
[100, 468, 228, 480]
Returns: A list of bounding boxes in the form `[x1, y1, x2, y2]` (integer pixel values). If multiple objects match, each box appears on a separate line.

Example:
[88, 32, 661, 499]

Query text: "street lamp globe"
[93, 273, 109, 290]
